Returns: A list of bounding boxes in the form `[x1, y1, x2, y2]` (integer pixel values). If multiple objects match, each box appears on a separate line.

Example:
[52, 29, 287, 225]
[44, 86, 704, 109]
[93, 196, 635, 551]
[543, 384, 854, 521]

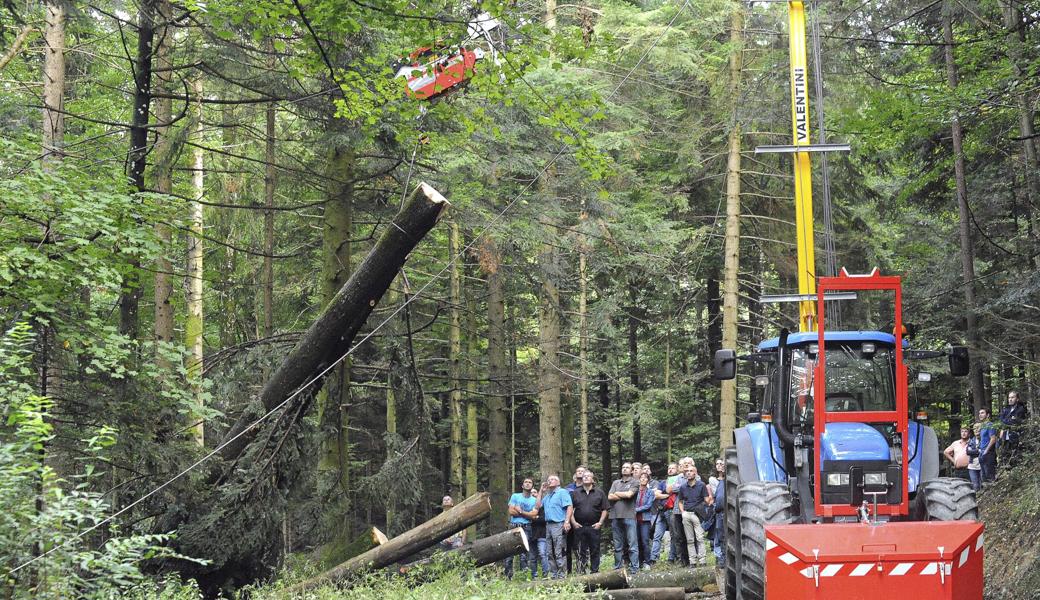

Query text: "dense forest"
[1, 0, 1038, 596]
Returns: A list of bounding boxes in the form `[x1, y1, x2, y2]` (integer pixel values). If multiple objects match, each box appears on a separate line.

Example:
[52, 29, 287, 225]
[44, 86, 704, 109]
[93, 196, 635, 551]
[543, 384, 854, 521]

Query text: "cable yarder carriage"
[714, 269, 982, 599]
[394, 12, 503, 101]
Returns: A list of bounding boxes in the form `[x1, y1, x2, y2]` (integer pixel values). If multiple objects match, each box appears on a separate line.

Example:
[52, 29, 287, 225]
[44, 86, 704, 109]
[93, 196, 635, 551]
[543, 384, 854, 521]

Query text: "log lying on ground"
[280, 492, 490, 596]
[629, 567, 716, 592]
[529, 568, 630, 592]
[586, 587, 686, 600]
[396, 526, 528, 574]
[217, 182, 449, 464]
[319, 526, 388, 568]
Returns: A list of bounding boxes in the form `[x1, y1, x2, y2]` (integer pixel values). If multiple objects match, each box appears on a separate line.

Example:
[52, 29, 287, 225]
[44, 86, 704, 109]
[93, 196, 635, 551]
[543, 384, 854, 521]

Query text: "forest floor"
[982, 447, 1040, 600]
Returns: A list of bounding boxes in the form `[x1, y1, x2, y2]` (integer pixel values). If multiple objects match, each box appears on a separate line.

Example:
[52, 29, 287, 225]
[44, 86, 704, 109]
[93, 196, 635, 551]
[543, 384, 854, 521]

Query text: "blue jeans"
[650, 514, 668, 563]
[612, 518, 639, 573]
[503, 523, 537, 579]
[968, 468, 982, 491]
[637, 520, 651, 567]
[536, 537, 550, 577]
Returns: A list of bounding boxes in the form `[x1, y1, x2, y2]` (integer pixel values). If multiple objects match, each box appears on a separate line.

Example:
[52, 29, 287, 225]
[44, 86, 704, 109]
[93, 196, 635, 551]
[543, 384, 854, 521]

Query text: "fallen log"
[529, 568, 630, 592]
[396, 526, 528, 574]
[586, 587, 686, 600]
[281, 492, 490, 596]
[217, 182, 449, 464]
[319, 526, 389, 568]
[629, 567, 716, 592]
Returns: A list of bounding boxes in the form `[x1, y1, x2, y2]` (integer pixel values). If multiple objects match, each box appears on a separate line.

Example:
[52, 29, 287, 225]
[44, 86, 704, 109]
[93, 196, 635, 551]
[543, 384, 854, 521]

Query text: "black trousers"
[671, 512, 689, 566]
[574, 524, 603, 573]
[566, 526, 575, 573]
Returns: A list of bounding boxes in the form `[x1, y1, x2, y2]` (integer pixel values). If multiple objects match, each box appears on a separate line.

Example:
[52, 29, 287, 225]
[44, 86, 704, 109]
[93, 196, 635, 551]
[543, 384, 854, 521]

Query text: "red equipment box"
[765, 521, 984, 599]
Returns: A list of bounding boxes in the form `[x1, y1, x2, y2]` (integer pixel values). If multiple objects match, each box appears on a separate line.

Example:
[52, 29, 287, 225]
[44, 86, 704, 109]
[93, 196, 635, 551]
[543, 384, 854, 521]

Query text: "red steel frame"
[813, 268, 910, 518]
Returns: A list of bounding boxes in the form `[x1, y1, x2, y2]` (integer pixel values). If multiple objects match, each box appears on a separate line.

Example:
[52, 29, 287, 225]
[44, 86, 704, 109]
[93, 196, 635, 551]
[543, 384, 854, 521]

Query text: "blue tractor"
[713, 269, 982, 600]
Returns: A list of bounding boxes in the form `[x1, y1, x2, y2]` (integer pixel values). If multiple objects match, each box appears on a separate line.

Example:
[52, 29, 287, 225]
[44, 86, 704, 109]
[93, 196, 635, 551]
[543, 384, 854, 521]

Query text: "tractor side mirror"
[949, 346, 969, 377]
[714, 349, 737, 381]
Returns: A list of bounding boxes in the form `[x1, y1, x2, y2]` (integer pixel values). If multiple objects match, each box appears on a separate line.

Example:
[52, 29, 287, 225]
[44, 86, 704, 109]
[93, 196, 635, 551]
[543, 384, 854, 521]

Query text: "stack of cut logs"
[279, 493, 719, 599]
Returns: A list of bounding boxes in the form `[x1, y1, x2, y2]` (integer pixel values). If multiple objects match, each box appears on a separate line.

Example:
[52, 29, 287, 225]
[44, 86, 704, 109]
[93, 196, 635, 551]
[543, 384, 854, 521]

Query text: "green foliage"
[0, 324, 205, 599]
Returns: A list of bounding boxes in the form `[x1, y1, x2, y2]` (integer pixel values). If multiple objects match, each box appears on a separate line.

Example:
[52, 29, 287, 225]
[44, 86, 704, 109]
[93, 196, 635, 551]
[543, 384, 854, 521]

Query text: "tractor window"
[789, 345, 896, 427]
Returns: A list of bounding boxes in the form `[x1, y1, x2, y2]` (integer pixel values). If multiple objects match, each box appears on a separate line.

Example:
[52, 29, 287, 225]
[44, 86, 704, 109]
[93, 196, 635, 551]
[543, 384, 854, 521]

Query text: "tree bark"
[152, 0, 174, 355]
[465, 271, 479, 540]
[530, 568, 630, 591]
[217, 183, 448, 463]
[319, 526, 389, 568]
[449, 220, 465, 495]
[578, 204, 590, 465]
[628, 283, 642, 462]
[282, 492, 490, 595]
[186, 76, 205, 447]
[599, 371, 612, 479]
[586, 588, 686, 600]
[942, 4, 987, 414]
[318, 141, 354, 499]
[629, 567, 716, 591]
[484, 238, 510, 532]
[120, 0, 158, 339]
[396, 526, 528, 573]
[720, 0, 744, 450]
[538, 240, 564, 480]
[263, 62, 277, 337]
[42, 1, 65, 167]
[1000, 0, 1040, 256]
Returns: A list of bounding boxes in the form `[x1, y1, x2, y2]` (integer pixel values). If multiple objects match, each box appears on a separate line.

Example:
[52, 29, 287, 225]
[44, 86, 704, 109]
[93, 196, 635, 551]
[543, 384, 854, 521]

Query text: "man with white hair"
[536, 474, 573, 579]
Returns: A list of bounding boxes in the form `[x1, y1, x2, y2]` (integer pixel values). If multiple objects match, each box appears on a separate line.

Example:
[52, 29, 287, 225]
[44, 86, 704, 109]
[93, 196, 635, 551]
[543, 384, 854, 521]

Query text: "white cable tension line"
[13, 0, 692, 575]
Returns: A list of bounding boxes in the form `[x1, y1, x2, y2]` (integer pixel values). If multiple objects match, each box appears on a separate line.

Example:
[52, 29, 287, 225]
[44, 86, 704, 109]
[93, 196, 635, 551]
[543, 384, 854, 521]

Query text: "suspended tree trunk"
[217, 182, 447, 464]
[719, 0, 745, 450]
[942, 5, 987, 413]
[185, 77, 205, 447]
[484, 237, 511, 531]
[318, 141, 355, 501]
[120, 0, 158, 339]
[152, 0, 175, 358]
[449, 220, 465, 495]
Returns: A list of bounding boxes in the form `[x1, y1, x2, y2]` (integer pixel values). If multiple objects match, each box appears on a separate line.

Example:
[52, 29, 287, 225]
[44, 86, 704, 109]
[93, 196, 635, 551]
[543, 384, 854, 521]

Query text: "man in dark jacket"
[999, 391, 1029, 469]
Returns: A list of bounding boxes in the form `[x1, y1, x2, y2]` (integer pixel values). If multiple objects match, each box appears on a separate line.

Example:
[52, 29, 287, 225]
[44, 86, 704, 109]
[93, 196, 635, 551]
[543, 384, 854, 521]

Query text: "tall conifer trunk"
[449, 221, 465, 495]
[152, 0, 174, 356]
[719, 0, 744, 450]
[319, 139, 354, 504]
[484, 238, 510, 531]
[942, 5, 987, 413]
[186, 77, 205, 447]
[121, 0, 158, 339]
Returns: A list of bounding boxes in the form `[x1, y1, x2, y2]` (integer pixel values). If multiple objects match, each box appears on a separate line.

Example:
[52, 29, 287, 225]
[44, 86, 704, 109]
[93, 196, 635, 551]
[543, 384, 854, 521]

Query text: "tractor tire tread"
[914, 477, 979, 522]
[738, 481, 795, 600]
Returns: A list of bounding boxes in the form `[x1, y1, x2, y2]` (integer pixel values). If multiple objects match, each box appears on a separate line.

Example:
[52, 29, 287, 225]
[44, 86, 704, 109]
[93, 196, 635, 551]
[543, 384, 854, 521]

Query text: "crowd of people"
[502, 458, 727, 580]
[942, 390, 1030, 491]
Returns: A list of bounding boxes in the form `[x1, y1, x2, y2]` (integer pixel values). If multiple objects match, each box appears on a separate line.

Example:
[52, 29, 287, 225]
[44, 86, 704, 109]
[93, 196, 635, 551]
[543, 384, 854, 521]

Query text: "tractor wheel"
[724, 447, 741, 600]
[738, 481, 795, 600]
[913, 477, 979, 522]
